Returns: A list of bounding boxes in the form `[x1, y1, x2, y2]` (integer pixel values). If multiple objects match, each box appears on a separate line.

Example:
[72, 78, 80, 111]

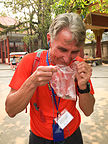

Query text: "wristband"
[77, 82, 90, 94]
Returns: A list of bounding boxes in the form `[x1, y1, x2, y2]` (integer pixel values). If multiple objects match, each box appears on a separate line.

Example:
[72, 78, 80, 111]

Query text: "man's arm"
[79, 92, 95, 116]
[5, 66, 57, 117]
[76, 61, 95, 116]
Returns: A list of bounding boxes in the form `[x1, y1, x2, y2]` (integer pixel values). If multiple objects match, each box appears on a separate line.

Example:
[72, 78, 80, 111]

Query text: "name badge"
[55, 109, 73, 129]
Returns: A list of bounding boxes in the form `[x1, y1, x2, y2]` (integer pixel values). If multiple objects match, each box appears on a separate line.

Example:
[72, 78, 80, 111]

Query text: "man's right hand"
[32, 65, 57, 86]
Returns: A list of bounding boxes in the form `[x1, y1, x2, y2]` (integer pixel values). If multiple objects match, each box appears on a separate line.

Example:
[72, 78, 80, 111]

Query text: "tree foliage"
[86, 31, 95, 42]
[52, 0, 108, 19]
[0, 0, 52, 51]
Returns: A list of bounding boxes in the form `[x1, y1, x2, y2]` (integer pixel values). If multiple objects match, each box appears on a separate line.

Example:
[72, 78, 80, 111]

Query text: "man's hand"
[75, 61, 92, 89]
[32, 65, 57, 86]
[75, 62, 95, 116]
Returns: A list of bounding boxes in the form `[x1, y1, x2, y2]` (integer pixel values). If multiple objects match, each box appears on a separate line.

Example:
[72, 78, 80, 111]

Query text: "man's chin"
[56, 62, 67, 66]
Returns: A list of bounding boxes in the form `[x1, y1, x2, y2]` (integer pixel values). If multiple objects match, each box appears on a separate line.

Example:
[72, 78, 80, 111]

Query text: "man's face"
[49, 28, 80, 65]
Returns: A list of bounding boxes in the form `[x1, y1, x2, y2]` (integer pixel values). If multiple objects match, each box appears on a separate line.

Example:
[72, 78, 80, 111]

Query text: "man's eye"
[58, 48, 67, 52]
[71, 50, 80, 54]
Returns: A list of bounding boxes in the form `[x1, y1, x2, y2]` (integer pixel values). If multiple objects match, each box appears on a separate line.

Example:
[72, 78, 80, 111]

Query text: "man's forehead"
[64, 37, 76, 44]
[56, 29, 76, 44]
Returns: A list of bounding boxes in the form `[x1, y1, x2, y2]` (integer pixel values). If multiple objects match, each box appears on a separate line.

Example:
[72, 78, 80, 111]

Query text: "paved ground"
[0, 63, 108, 144]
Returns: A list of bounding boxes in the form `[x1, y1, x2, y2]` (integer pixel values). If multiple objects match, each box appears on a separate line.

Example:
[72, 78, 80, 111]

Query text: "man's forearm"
[79, 93, 95, 116]
[5, 75, 37, 117]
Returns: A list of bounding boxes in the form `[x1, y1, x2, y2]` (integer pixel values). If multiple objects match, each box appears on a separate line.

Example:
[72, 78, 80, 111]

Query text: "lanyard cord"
[46, 50, 60, 118]
[50, 86, 55, 123]
[46, 50, 50, 66]
[47, 50, 70, 139]
[51, 87, 60, 117]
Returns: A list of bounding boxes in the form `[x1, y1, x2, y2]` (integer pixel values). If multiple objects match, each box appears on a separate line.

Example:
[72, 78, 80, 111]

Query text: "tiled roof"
[0, 16, 16, 26]
[0, 16, 27, 36]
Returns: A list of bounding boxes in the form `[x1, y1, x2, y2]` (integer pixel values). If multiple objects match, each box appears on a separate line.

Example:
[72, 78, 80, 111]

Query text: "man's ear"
[47, 33, 50, 44]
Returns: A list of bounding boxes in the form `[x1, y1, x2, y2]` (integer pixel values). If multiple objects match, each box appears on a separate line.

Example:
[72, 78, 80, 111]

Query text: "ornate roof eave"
[85, 23, 108, 30]
[84, 12, 108, 31]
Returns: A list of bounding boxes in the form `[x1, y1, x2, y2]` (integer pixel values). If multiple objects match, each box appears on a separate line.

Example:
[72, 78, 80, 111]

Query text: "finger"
[77, 68, 87, 74]
[39, 81, 50, 86]
[37, 65, 57, 72]
[77, 63, 91, 74]
[79, 72, 87, 78]
[77, 62, 91, 71]
[36, 71, 53, 77]
[76, 71, 91, 82]
[37, 76, 52, 82]
[77, 68, 92, 75]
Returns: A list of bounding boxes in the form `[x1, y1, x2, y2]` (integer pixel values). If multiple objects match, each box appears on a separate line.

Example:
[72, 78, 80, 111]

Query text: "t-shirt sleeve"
[9, 53, 36, 90]
[88, 79, 94, 95]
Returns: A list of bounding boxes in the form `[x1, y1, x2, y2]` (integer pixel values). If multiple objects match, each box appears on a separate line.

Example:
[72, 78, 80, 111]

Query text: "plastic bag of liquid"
[50, 62, 77, 100]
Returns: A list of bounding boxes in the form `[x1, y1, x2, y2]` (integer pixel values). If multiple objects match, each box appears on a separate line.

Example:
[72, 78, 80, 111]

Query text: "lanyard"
[46, 50, 60, 116]
[46, 50, 50, 66]
[51, 87, 60, 115]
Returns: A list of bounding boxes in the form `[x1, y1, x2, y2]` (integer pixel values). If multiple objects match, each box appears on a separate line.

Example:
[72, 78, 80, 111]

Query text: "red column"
[4, 40, 7, 63]
[0, 41, 3, 63]
[93, 30, 104, 58]
[7, 37, 10, 64]
[14, 42, 16, 51]
[24, 42, 27, 52]
[96, 36, 101, 58]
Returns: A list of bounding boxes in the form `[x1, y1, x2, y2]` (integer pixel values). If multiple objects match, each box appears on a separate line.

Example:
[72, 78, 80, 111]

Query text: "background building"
[0, 16, 27, 64]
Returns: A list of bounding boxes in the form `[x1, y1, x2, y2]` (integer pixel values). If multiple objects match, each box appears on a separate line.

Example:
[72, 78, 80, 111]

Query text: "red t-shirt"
[9, 50, 94, 140]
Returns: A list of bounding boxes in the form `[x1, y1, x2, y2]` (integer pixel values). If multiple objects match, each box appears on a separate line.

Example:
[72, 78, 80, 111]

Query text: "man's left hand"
[75, 61, 92, 89]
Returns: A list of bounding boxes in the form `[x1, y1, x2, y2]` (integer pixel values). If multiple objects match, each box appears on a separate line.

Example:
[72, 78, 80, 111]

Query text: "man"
[5, 13, 95, 144]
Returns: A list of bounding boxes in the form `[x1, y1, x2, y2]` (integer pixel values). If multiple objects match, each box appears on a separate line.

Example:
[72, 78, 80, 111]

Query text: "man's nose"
[63, 54, 72, 65]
